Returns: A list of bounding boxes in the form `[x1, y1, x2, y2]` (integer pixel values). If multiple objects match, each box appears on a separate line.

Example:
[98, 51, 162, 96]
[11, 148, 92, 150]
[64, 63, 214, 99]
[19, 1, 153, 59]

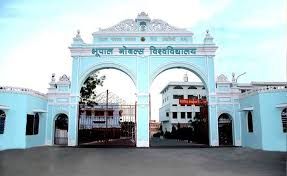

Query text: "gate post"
[207, 56, 219, 146]
[68, 56, 81, 146]
[136, 56, 150, 147]
[68, 102, 78, 146]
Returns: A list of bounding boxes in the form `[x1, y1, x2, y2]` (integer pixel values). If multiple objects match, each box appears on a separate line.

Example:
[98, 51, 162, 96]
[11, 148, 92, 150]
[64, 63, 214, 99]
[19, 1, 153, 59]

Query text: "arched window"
[202, 86, 205, 90]
[174, 86, 183, 89]
[247, 111, 253, 133]
[188, 86, 197, 89]
[0, 110, 6, 134]
[281, 108, 287, 133]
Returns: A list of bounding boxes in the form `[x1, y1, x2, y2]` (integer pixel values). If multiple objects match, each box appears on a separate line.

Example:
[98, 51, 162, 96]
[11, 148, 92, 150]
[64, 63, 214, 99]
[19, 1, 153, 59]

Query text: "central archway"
[150, 62, 209, 92]
[149, 66, 209, 147]
[79, 62, 136, 89]
[77, 67, 137, 147]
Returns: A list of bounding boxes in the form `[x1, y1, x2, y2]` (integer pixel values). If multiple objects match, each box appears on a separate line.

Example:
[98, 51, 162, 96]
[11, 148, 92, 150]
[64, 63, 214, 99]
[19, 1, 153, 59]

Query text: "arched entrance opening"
[54, 113, 68, 145]
[149, 68, 209, 147]
[78, 68, 137, 147]
[218, 113, 233, 146]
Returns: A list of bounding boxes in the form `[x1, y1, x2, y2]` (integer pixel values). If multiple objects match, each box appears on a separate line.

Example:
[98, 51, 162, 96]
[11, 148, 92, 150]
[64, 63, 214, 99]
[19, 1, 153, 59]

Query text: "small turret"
[183, 73, 188, 82]
[72, 29, 85, 46]
[204, 30, 214, 44]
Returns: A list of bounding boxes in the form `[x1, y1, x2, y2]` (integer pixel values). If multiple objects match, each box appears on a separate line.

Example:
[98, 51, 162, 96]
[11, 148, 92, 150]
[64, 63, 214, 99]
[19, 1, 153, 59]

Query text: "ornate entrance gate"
[68, 12, 219, 147]
[78, 92, 136, 147]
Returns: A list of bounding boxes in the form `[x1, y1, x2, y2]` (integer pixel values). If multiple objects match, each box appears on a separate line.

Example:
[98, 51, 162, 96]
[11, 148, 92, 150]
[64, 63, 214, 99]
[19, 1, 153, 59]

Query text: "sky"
[0, 0, 286, 120]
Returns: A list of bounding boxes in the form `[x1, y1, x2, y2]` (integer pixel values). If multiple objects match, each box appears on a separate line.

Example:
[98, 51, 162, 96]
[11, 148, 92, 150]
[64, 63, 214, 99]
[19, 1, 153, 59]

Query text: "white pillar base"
[136, 140, 149, 147]
[68, 139, 77, 146]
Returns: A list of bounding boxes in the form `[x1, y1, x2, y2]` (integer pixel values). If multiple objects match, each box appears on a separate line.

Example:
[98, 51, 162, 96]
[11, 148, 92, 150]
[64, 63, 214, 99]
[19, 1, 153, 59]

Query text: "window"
[188, 95, 197, 99]
[107, 111, 113, 116]
[187, 112, 192, 119]
[188, 86, 197, 89]
[166, 112, 169, 117]
[26, 113, 39, 135]
[0, 110, 6, 134]
[181, 112, 185, 119]
[281, 108, 287, 133]
[174, 86, 183, 89]
[95, 111, 105, 116]
[202, 87, 205, 90]
[172, 104, 177, 106]
[173, 95, 184, 99]
[247, 111, 253, 133]
[172, 112, 177, 119]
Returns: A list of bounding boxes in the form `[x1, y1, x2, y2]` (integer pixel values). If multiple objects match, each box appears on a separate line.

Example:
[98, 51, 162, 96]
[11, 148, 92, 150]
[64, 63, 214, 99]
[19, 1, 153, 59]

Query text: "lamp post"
[236, 72, 247, 83]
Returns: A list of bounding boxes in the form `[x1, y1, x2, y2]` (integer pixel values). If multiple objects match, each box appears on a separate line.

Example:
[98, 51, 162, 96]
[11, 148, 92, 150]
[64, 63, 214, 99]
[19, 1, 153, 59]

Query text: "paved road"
[150, 137, 208, 147]
[0, 147, 286, 176]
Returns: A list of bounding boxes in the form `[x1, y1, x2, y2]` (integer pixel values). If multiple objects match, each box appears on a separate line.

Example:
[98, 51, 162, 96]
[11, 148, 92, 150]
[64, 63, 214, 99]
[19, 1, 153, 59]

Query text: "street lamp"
[236, 72, 247, 83]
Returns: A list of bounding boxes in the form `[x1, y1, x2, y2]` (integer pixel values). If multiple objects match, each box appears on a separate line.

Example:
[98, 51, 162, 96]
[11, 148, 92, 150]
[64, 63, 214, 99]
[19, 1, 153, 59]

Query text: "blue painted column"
[68, 56, 80, 146]
[206, 56, 219, 146]
[136, 55, 150, 147]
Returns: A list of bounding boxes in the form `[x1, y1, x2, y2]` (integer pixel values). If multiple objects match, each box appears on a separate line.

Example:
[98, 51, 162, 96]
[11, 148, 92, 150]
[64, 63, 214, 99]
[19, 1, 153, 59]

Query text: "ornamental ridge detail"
[217, 74, 229, 82]
[97, 12, 188, 33]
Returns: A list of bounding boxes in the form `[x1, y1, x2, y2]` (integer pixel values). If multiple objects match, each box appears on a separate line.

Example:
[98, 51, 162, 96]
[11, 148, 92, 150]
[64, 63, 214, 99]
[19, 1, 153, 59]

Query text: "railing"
[0, 86, 47, 99]
[240, 86, 287, 98]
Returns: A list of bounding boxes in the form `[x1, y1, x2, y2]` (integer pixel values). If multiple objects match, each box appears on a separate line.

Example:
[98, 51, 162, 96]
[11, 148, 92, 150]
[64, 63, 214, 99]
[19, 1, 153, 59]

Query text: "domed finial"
[232, 72, 236, 82]
[72, 29, 84, 45]
[204, 29, 214, 44]
[183, 73, 188, 82]
[51, 73, 56, 82]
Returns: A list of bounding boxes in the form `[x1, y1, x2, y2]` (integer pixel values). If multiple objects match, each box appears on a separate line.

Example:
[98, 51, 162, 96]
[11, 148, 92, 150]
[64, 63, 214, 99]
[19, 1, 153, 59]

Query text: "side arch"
[218, 113, 234, 146]
[54, 113, 69, 145]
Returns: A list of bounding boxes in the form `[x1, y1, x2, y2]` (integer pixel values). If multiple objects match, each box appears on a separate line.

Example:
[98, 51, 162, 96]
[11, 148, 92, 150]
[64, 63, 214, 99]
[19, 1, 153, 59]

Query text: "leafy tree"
[80, 72, 105, 104]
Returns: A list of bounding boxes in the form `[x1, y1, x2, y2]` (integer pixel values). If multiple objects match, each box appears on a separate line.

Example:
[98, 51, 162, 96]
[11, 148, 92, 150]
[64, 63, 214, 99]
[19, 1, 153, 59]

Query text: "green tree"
[80, 72, 105, 104]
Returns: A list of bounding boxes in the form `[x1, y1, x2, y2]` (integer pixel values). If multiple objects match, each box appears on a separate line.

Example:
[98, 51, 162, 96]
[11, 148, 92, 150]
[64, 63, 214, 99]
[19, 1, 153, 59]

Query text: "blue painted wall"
[240, 94, 263, 149]
[240, 90, 287, 151]
[0, 92, 47, 150]
[25, 95, 47, 148]
[0, 93, 27, 150]
[259, 91, 287, 151]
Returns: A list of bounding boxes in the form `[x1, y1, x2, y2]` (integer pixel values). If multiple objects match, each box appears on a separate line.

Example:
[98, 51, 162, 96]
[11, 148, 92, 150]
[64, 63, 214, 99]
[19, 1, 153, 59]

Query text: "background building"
[159, 74, 207, 132]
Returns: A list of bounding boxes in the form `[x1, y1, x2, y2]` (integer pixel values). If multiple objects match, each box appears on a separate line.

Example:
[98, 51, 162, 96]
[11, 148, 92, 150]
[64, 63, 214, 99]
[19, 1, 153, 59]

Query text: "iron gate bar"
[78, 102, 136, 147]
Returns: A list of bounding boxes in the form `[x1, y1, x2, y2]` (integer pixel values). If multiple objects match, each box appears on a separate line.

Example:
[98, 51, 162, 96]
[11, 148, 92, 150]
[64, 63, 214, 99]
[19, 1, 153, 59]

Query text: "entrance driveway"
[0, 147, 286, 176]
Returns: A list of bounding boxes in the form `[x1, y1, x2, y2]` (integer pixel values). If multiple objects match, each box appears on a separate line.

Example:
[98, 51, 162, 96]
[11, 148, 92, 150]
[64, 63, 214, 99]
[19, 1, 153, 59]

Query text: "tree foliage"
[80, 72, 105, 104]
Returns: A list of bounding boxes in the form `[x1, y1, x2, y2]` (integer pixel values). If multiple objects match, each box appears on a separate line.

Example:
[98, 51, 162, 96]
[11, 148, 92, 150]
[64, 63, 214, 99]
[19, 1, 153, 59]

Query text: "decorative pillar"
[68, 56, 81, 146]
[136, 55, 150, 147]
[206, 55, 219, 146]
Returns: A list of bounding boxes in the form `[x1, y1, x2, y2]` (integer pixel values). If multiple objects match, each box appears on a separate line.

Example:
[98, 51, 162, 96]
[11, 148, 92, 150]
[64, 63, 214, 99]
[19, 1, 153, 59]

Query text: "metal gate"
[78, 103, 136, 147]
[54, 114, 68, 145]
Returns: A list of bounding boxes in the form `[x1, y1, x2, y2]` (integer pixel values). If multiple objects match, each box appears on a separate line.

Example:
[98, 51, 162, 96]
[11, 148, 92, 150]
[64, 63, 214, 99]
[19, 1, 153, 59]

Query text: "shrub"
[153, 132, 161, 137]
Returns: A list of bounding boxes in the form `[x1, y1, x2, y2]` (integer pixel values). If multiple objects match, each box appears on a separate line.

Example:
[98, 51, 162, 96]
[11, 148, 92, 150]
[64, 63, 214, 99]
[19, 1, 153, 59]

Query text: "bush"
[153, 132, 161, 137]
[163, 131, 173, 139]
